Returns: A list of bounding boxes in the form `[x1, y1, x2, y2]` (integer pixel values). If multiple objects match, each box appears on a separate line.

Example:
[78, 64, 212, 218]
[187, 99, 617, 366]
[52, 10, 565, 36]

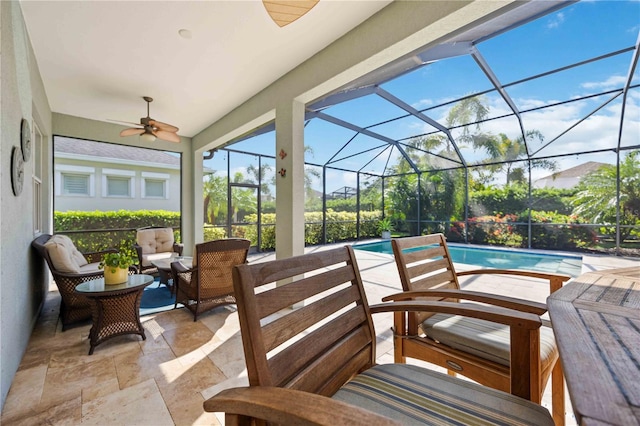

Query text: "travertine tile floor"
[2, 243, 638, 425]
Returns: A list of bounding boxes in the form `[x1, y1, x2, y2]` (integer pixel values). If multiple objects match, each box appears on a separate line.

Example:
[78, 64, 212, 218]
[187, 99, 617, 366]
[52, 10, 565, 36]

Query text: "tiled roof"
[54, 137, 180, 166]
[539, 161, 608, 180]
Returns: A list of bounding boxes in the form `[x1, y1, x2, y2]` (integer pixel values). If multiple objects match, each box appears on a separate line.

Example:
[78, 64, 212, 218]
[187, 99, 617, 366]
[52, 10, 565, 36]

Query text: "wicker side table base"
[75, 275, 154, 355]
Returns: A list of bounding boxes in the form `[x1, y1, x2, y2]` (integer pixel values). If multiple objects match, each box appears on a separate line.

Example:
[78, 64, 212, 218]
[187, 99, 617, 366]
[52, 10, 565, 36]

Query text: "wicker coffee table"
[75, 274, 154, 355]
[151, 256, 192, 294]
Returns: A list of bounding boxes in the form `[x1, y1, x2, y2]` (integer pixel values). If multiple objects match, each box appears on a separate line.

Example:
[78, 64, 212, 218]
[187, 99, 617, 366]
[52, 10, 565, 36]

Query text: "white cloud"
[547, 12, 565, 29]
[582, 75, 627, 90]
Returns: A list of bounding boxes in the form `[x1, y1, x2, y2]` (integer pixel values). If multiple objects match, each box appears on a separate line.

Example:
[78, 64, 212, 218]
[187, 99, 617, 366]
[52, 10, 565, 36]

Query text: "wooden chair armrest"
[371, 300, 543, 400]
[370, 300, 542, 329]
[382, 289, 548, 315]
[203, 387, 401, 426]
[83, 248, 118, 263]
[456, 269, 571, 293]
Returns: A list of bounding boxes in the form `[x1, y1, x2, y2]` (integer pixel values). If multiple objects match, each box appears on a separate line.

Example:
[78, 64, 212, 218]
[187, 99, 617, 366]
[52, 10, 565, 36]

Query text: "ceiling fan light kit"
[117, 96, 180, 143]
[140, 132, 156, 143]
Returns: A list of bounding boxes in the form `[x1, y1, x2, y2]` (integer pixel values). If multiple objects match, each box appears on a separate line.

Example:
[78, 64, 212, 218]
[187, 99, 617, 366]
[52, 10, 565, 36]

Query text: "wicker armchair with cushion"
[32, 233, 125, 330]
[203, 245, 555, 425]
[171, 238, 250, 321]
[134, 227, 183, 275]
[389, 233, 571, 425]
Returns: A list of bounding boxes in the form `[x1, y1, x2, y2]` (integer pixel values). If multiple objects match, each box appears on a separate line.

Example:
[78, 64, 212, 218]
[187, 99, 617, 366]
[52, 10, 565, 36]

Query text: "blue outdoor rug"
[140, 279, 176, 316]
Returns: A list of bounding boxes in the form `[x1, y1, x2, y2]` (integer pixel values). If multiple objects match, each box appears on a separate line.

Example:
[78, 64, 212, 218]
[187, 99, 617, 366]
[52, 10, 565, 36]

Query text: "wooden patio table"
[547, 266, 640, 425]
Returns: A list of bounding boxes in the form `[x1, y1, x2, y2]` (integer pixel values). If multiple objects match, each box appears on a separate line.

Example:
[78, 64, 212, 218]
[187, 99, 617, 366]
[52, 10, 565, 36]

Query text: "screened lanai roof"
[213, 0, 639, 190]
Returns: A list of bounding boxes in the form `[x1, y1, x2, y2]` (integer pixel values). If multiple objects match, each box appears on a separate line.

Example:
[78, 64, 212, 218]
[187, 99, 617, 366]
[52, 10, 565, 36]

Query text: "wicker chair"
[32, 233, 129, 330]
[171, 238, 250, 321]
[133, 226, 183, 275]
[203, 245, 554, 425]
[388, 233, 571, 425]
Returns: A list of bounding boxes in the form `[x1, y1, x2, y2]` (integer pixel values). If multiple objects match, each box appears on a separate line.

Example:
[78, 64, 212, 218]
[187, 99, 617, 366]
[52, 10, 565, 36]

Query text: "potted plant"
[378, 217, 393, 240]
[99, 252, 133, 285]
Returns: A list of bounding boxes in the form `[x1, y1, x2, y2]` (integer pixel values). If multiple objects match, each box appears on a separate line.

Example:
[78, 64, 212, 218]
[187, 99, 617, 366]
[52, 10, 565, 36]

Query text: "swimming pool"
[352, 240, 582, 277]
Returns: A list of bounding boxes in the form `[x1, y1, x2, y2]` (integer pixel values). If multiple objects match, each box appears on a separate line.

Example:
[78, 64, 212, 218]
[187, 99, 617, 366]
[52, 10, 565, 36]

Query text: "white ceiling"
[20, 0, 391, 138]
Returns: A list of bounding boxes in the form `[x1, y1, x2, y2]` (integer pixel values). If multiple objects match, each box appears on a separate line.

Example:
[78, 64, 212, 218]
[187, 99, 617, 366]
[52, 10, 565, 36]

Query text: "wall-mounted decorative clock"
[11, 146, 24, 196]
[21, 118, 31, 162]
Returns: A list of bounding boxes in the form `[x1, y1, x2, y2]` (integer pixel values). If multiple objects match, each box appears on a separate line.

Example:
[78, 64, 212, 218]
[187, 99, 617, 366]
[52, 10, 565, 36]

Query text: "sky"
[205, 0, 640, 193]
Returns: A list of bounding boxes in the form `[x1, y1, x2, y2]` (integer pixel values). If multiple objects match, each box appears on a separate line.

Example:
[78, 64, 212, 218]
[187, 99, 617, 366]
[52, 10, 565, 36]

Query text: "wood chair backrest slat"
[392, 235, 460, 291]
[232, 246, 376, 395]
[256, 264, 357, 319]
[262, 284, 362, 352]
[406, 257, 454, 282]
[400, 244, 445, 265]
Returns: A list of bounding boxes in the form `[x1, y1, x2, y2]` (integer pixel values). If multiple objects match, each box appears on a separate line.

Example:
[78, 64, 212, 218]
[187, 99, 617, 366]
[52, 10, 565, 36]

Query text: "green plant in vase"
[377, 217, 393, 239]
[99, 252, 133, 284]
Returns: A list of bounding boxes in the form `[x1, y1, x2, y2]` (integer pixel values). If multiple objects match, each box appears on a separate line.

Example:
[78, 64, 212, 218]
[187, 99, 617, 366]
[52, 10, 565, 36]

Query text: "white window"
[63, 174, 90, 195]
[102, 168, 135, 198]
[32, 121, 43, 234]
[145, 179, 165, 197]
[141, 172, 170, 199]
[55, 165, 96, 197]
[107, 176, 130, 196]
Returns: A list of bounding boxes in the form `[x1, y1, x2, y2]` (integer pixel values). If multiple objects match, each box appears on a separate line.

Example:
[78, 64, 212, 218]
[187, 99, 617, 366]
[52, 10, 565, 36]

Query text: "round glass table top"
[75, 274, 154, 294]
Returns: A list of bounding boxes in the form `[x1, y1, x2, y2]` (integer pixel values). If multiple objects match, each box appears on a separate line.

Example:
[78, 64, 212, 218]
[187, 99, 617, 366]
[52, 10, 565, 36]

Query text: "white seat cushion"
[141, 252, 177, 267]
[78, 262, 102, 274]
[137, 228, 175, 255]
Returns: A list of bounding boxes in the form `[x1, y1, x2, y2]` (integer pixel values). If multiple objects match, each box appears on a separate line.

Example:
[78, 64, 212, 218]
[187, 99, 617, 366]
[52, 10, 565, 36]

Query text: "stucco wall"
[54, 157, 181, 213]
[0, 1, 52, 410]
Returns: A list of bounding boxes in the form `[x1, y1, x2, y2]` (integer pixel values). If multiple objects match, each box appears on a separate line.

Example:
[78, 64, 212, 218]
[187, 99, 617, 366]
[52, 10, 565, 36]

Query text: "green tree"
[572, 150, 640, 240]
[475, 131, 558, 186]
[203, 173, 227, 225]
[246, 163, 274, 199]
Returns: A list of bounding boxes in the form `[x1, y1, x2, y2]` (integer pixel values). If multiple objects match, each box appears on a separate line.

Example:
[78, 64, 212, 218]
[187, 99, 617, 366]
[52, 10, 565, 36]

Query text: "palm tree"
[475, 131, 558, 186]
[203, 173, 227, 224]
[246, 163, 273, 199]
[572, 150, 640, 241]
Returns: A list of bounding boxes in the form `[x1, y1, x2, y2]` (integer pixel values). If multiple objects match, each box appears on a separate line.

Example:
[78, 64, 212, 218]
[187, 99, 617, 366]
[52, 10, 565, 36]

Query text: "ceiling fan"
[117, 96, 180, 143]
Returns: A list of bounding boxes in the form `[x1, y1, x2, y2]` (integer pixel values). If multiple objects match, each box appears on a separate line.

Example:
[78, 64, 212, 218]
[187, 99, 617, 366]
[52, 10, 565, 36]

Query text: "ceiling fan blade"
[120, 128, 145, 137]
[263, 0, 319, 27]
[108, 119, 143, 127]
[149, 119, 179, 133]
[153, 130, 181, 143]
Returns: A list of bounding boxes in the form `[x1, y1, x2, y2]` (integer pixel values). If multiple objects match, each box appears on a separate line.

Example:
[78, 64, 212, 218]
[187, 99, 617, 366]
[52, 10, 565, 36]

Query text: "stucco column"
[275, 99, 305, 260]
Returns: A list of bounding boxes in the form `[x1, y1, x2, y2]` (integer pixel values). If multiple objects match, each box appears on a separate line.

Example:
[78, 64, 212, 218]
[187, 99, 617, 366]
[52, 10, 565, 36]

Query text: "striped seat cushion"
[421, 313, 558, 368]
[332, 364, 553, 425]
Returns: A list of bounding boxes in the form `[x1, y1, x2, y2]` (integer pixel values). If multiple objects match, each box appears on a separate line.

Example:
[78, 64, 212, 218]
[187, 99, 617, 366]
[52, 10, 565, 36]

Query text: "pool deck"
[232, 241, 640, 426]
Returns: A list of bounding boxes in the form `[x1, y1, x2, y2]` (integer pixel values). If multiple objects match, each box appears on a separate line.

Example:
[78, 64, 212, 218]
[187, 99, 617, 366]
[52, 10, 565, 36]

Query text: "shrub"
[54, 210, 181, 257]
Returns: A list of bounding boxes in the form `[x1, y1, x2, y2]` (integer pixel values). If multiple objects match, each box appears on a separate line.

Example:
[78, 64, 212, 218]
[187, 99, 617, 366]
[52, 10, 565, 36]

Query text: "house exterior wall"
[1, 1, 53, 411]
[54, 156, 181, 212]
[533, 176, 580, 190]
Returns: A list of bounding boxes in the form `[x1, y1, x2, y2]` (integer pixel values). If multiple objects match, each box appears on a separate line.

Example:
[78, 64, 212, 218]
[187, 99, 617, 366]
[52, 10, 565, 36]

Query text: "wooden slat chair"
[389, 234, 571, 425]
[203, 246, 555, 425]
[171, 238, 250, 321]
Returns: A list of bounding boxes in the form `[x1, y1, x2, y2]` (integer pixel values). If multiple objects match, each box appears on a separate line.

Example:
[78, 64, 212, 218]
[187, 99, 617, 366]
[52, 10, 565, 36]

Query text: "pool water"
[352, 240, 582, 277]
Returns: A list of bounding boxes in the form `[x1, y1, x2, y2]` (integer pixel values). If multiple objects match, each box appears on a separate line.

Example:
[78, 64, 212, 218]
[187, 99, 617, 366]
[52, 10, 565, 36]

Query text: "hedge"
[54, 210, 181, 257]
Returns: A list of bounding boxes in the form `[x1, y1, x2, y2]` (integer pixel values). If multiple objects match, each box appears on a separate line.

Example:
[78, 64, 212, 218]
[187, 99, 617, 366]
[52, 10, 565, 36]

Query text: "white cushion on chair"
[137, 228, 174, 254]
[44, 234, 88, 273]
[140, 252, 177, 267]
